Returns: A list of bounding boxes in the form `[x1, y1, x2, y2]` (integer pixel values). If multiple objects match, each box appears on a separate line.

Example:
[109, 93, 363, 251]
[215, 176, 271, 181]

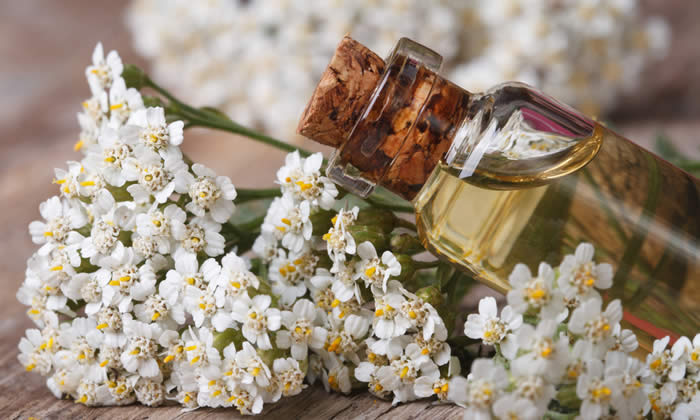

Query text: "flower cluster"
[253, 151, 455, 405]
[455, 243, 700, 419]
[17, 42, 453, 414]
[125, 0, 668, 139]
[16, 43, 297, 414]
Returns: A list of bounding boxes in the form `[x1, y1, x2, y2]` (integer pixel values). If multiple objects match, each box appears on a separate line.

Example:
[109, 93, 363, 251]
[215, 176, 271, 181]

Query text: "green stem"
[236, 188, 282, 203]
[146, 78, 315, 157]
[395, 217, 417, 231]
[187, 116, 311, 157]
[412, 260, 440, 270]
[365, 195, 414, 213]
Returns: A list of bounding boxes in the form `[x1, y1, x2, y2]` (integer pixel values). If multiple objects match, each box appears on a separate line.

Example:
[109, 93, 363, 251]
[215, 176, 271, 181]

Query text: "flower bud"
[347, 225, 388, 250]
[121, 64, 148, 90]
[355, 208, 397, 233]
[212, 328, 244, 354]
[393, 254, 418, 282]
[390, 233, 425, 254]
[310, 209, 335, 236]
[415, 285, 443, 309]
[257, 345, 288, 367]
[142, 96, 164, 108]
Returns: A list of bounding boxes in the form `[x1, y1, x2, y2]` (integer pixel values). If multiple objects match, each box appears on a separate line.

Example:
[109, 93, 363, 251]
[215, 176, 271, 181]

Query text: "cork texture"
[296, 36, 386, 147]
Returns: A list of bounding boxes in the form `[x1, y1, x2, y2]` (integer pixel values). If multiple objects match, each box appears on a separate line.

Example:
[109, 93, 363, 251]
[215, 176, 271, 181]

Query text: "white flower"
[448, 358, 509, 415]
[214, 252, 259, 303]
[327, 259, 361, 304]
[576, 357, 620, 420]
[182, 327, 221, 376]
[99, 245, 157, 313]
[322, 207, 358, 264]
[86, 42, 123, 94]
[53, 161, 85, 199]
[276, 151, 337, 209]
[80, 190, 132, 262]
[355, 361, 392, 399]
[322, 353, 352, 394]
[171, 215, 225, 257]
[558, 243, 613, 303]
[400, 289, 448, 341]
[511, 320, 569, 382]
[605, 351, 650, 419]
[263, 195, 312, 253]
[355, 241, 401, 294]
[492, 394, 540, 420]
[120, 319, 162, 378]
[375, 343, 440, 404]
[414, 376, 451, 402]
[83, 125, 137, 187]
[123, 149, 182, 204]
[133, 204, 184, 257]
[269, 249, 315, 305]
[231, 294, 281, 349]
[673, 334, 700, 373]
[673, 393, 700, 420]
[276, 299, 327, 360]
[161, 254, 218, 311]
[76, 99, 105, 152]
[509, 371, 555, 416]
[127, 107, 184, 162]
[47, 368, 82, 398]
[325, 314, 370, 364]
[272, 357, 307, 397]
[108, 76, 144, 126]
[134, 290, 184, 325]
[174, 163, 237, 222]
[372, 290, 411, 339]
[234, 341, 272, 388]
[411, 334, 451, 367]
[18, 328, 56, 376]
[252, 231, 278, 263]
[465, 296, 522, 357]
[568, 297, 622, 355]
[29, 196, 87, 256]
[227, 383, 264, 415]
[647, 336, 686, 382]
[134, 378, 166, 406]
[197, 376, 228, 408]
[183, 282, 221, 329]
[610, 323, 638, 354]
[506, 262, 566, 321]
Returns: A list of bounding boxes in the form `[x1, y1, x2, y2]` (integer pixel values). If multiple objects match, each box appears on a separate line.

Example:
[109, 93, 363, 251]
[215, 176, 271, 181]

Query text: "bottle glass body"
[411, 82, 700, 352]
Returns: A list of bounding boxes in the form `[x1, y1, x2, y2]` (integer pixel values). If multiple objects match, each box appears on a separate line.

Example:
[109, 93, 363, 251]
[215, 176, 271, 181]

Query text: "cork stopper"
[298, 36, 469, 200]
[296, 36, 386, 147]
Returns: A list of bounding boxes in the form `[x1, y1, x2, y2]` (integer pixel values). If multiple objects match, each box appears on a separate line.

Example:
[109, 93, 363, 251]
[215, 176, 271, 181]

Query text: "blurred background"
[1, 0, 699, 406]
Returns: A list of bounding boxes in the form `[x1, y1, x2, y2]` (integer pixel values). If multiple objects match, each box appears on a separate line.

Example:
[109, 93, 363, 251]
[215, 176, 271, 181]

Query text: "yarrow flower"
[464, 296, 522, 357]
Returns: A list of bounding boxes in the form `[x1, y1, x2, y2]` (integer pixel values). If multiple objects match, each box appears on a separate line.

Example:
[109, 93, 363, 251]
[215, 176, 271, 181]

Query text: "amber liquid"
[414, 124, 700, 352]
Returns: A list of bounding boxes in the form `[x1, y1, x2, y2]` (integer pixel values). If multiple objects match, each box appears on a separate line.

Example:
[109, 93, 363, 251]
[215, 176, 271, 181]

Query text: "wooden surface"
[1, 1, 699, 419]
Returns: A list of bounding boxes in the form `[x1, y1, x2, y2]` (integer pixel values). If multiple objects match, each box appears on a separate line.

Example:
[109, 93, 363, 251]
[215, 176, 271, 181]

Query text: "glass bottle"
[308, 38, 700, 352]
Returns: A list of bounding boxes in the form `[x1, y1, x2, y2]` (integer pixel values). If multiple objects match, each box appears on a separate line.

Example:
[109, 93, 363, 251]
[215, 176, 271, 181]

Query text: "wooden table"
[1, 1, 698, 419]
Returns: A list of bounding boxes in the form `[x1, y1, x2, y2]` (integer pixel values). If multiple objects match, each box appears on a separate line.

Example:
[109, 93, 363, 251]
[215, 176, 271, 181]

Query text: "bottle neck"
[325, 38, 598, 200]
[326, 38, 473, 201]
